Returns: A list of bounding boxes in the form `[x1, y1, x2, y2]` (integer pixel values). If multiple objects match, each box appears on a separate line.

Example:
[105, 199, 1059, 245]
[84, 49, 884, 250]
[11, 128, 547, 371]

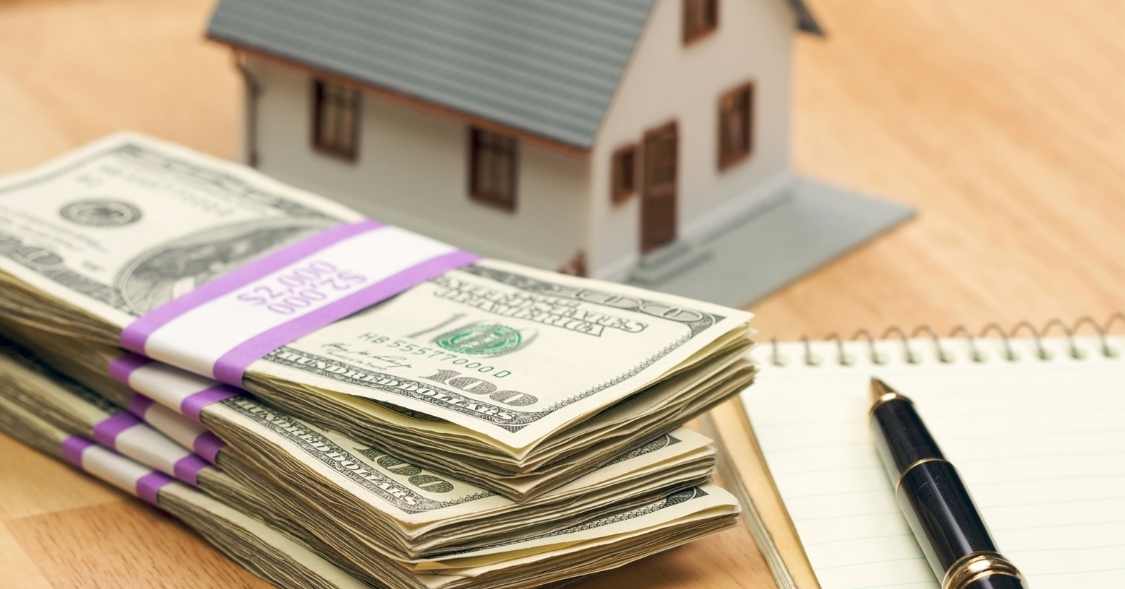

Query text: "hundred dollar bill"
[0, 134, 755, 498]
[0, 372, 739, 589]
[3, 327, 718, 564]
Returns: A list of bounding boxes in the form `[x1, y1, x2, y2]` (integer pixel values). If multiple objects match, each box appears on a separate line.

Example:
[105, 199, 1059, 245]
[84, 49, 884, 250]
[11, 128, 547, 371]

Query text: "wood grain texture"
[7, 501, 266, 588]
[1, 0, 1123, 587]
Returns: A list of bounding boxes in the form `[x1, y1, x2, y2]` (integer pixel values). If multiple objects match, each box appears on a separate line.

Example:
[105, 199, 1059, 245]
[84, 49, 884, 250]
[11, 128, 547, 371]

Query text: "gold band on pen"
[868, 390, 911, 416]
[941, 552, 1025, 589]
[894, 457, 948, 494]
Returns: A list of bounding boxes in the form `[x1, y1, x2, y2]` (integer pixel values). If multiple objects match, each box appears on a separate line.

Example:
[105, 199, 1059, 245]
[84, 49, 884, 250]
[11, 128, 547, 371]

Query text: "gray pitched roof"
[207, 0, 821, 149]
[786, 0, 825, 35]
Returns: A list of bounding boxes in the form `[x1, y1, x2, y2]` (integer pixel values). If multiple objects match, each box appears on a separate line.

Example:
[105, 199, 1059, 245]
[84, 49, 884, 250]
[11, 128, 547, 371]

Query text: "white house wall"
[589, 0, 794, 279]
[245, 56, 590, 269]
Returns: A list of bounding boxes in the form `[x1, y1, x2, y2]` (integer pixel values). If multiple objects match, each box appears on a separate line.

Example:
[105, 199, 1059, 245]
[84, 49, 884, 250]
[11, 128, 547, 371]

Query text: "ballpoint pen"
[868, 377, 1026, 589]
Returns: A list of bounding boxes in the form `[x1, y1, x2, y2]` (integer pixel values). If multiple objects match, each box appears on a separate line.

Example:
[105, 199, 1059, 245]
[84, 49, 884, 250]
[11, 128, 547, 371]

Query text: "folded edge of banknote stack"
[0, 134, 753, 588]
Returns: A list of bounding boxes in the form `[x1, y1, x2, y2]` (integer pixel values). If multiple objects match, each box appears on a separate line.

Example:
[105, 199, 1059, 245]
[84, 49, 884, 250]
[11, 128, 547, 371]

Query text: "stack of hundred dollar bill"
[0, 134, 753, 588]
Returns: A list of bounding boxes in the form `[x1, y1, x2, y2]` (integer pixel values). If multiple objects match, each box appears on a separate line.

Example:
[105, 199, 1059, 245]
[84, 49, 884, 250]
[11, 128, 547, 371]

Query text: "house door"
[641, 121, 678, 253]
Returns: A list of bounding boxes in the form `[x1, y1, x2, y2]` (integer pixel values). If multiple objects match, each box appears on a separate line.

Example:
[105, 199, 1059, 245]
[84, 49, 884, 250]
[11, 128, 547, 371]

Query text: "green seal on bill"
[436, 324, 523, 356]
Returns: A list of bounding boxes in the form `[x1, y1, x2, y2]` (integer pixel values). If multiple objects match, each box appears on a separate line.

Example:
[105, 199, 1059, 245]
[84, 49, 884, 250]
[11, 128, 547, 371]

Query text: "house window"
[718, 81, 753, 170]
[468, 127, 518, 211]
[311, 79, 361, 160]
[611, 145, 637, 204]
[683, 0, 719, 44]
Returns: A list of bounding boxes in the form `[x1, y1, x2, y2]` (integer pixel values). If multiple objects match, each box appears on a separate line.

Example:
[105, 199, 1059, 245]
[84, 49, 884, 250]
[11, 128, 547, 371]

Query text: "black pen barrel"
[870, 396, 944, 476]
[869, 383, 1025, 589]
[896, 460, 998, 578]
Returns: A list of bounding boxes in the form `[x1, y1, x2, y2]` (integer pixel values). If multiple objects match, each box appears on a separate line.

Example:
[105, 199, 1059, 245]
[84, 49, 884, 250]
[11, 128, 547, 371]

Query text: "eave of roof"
[208, 0, 824, 155]
[788, 0, 826, 36]
[216, 38, 594, 157]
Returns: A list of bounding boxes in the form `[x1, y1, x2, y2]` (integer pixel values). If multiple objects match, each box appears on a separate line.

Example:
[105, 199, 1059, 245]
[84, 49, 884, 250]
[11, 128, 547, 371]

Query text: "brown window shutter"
[611, 144, 638, 204]
[718, 81, 754, 171]
[469, 127, 518, 211]
[683, 0, 719, 45]
[311, 78, 361, 161]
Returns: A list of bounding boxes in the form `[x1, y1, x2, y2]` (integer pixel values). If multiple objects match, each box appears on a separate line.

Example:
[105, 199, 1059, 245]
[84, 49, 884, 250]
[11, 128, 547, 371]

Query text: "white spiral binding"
[768, 313, 1125, 367]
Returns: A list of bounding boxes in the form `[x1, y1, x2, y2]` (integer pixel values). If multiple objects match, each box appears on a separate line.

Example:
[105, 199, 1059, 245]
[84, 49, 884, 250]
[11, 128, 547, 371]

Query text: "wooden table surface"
[2, 0, 1124, 587]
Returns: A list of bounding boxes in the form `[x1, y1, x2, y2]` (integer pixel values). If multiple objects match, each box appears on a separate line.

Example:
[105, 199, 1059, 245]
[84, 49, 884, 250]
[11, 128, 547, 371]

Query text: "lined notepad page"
[743, 336, 1125, 588]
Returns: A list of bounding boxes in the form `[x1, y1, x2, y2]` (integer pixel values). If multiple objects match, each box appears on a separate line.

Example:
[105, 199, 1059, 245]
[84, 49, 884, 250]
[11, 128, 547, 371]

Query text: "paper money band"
[110, 354, 237, 426]
[119, 220, 478, 386]
[60, 435, 173, 506]
[62, 436, 94, 467]
[89, 406, 210, 486]
[91, 411, 141, 447]
[127, 392, 225, 464]
[193, 432, 224, 463]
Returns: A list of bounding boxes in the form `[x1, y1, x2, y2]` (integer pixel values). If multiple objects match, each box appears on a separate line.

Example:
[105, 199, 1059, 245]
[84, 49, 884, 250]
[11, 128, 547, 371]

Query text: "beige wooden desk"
[2, 1, 1124, 587]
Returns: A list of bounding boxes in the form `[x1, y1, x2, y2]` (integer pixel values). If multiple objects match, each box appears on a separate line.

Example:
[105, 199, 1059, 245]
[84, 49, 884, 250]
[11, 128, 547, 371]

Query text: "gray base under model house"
[207, 0, 911, 306]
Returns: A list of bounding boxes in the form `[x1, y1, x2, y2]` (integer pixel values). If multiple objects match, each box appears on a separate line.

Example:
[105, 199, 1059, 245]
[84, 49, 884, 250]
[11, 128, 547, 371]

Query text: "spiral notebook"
[711, 316, 1125, 589]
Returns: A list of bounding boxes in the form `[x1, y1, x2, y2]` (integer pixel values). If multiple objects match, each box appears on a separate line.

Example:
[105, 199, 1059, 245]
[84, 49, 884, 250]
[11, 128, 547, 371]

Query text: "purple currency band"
[172, 454, 208, 486]
[60, 435, 171, 507]
[110, 357, 233, 425]
[209, 248, 478, 385]
[136, 471, 173, 506]
[127, 393, 155, 417]
[125, 390, 224, 463]
[92, 411, 141, 448]
[119, 221, 382, 357]
[181, 386, 239, 424]
[117, 220, 478, 387]
[192, 432, 224, 464]
[108, 353, 151, 385]
[61, 435, 94, 468]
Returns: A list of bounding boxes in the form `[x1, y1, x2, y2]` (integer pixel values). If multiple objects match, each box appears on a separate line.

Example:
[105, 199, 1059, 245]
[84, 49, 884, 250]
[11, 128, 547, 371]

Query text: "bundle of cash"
[0, 134, 755, 499]
[0, 337, 740, 589]
[0, 398, 369, 589]
[7, 326, 719, 564]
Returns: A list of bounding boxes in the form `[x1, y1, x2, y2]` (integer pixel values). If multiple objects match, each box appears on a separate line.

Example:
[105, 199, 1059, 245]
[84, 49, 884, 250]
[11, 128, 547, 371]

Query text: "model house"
[206, 0, 836, 282]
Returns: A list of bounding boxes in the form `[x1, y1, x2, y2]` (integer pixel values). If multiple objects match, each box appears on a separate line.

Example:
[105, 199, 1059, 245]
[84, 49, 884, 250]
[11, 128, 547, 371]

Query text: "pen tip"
[870, 377, 892, 404]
